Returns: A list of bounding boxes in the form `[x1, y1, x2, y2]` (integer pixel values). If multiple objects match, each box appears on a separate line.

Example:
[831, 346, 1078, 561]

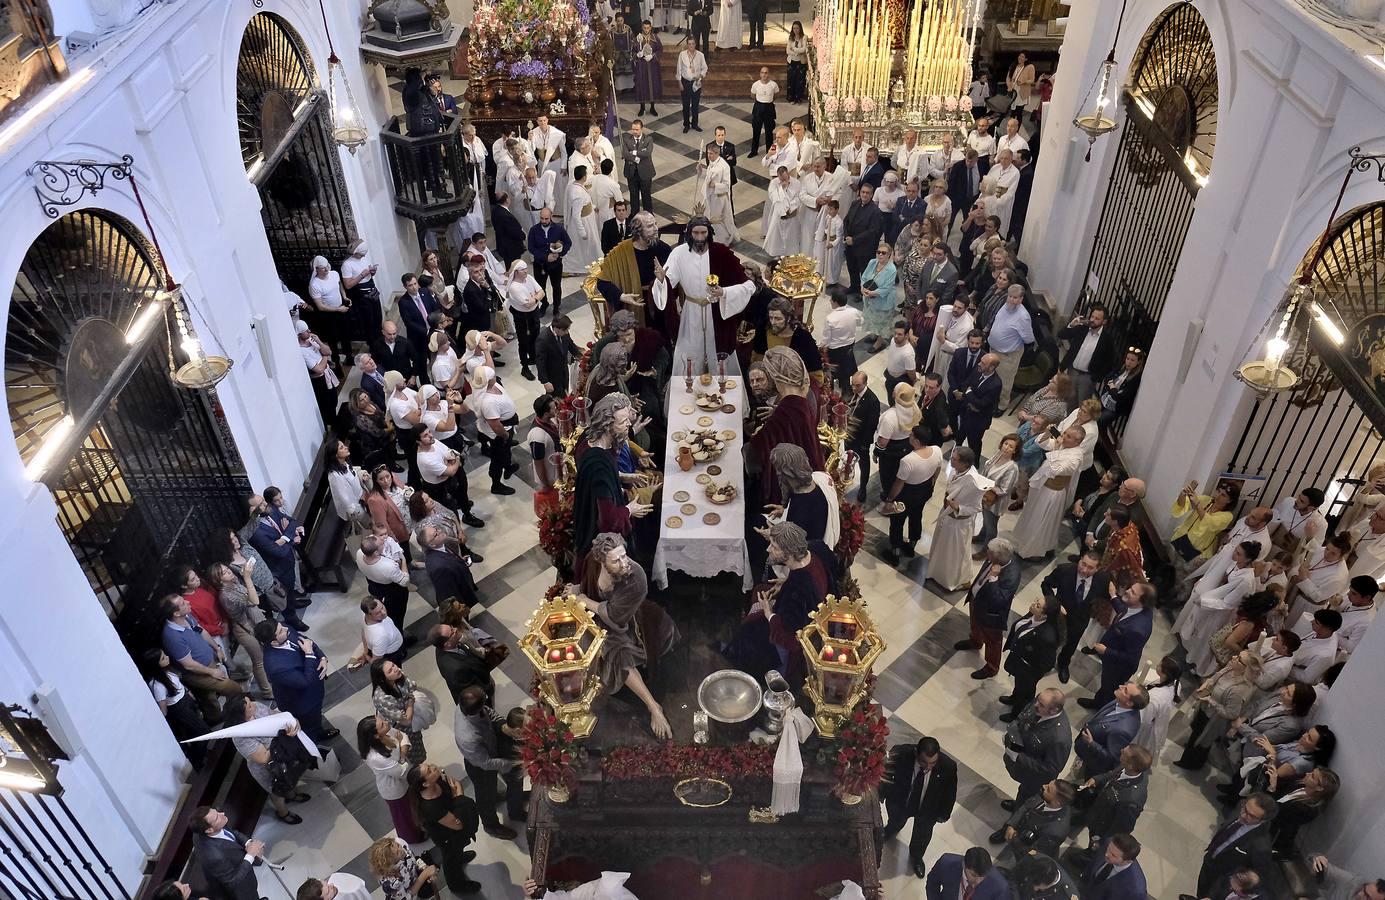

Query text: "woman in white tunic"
[564, 166, 603, 274]
[929, 447, 984, 591]
[764, 168, 802, 257]
[814, 200, 845, 286]
[716, 0, 742, 49]
[1135, 657, 1182, 760]
[1176, 541, 1261, 676]
[1011, 426, 1086, 560]
[699, 146, 738, 244]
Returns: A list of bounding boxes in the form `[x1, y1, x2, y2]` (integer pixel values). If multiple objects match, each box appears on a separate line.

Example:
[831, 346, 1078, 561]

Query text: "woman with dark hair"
[1208, 590, 1281, 671]
[408, 762, 481, 895]
[139, 649, 209, 768]
[371, 659, 428, 764]
[209, 561, 272, 698]
[1223, 681, 1316, 793]
[351, 388, 396, 471]
[785, 21, 808, 102]
[220, 695, 307, 824]
[204, 527, 292, 625]
[357, 715, 425, 843]
[1097, 347, 1145, 426]
[1135, 655, 1182, 755]
[365, 465, 416, 566]
[327, 439, 369, 524]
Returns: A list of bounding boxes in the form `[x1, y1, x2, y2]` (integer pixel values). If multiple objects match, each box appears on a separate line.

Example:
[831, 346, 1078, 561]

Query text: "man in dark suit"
[526, 207, 572, 317]
[460, 255, 503, 338]
[845, 370, 880, 504]
[356, 352, 388, 410]
[926, 848, 1009, 900]
[371, 320, 416, 383]
[1083, 834, 1148, 900]
[1074, 683, 1147, 775]
[858, 147, 890, 189]
[397, 272, 438, 375]
[990, 778, 1073, 857]
[744, 0, 767, 48]
[946, 331, 985, 431]
[916, 242, 958, 302]
[956, 536, 1020, 679]
[492, 192, 527, 267]
[621, 119, 655, 215]
[1003, 688, 1072, 806]
[882, 736, 958, 878]
[1040, 552, 1110, 683]
[1058, 303, 1118, 403]
[687, 0, 711, 54]
[1081, 582, 1155, 708]
[428, 622, 495, 704]
[1000, 596, 1061, 721]
[1010, 148, 1036, 247]
[947, 148, 983, 231]
[420, 523, 479, 607]
[535, 314, 581, 395]
[842, 183, 885, 294]
[190, 807, 264, 900]
[425, 72, 460, 116]
[1179, 795, 1279, 900]
[889, 179, 926, 244]
[954, 351, 1002, 456]
[708, 126, 737, 192]
[601, 200, 634, 255]
[254, 620, 337, 744]
[917, 373, 952, 446]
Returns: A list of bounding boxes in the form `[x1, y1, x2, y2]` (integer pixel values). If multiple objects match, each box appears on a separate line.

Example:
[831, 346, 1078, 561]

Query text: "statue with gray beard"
[594, 210, 674, 337]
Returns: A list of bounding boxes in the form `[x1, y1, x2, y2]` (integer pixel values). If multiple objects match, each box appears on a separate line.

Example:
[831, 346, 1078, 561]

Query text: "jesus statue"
[650, 216, 755, 370]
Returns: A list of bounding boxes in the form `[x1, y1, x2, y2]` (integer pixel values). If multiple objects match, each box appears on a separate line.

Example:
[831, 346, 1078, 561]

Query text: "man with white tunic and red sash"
[651, 216, 755, 367]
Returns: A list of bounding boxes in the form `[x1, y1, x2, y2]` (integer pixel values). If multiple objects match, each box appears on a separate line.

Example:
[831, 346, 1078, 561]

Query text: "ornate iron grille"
[1126, 1, 1218, 177]
[236, 12, 317, 169]
[4, 211, 249, 630]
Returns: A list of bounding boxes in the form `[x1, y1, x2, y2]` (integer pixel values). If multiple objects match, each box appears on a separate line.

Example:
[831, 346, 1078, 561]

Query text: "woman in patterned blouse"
[368, 836, 436, 900]
[371, 659, 427, 764]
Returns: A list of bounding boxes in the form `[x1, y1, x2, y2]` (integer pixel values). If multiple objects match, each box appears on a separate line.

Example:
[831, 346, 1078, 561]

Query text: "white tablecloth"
[651, 354, 752, 589]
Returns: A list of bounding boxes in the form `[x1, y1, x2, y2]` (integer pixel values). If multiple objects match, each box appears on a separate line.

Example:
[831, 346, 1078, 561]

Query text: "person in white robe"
[590, 161, 625, 227]
[965, 118, 996, 163]
[1347, 506, 1385, 579]
[1178, 507, 1274, 601]
[716, 0, 742, 49]
[458, 124, 488, 240]
[925, 133, 965, 182]
[814, 200, 845, 286]
[891, 130, 925, 184]
[1175, 544, 1260, 676]
[698, 146, 738, 244]
[1286, 537, 1351, 625]
[523, 167, 558, 231]
[798, 156, 833, 252]
[569, 138, 596, 197]
[564, 169, 603, 274]
[980, 149, 1022, 236]
[1134, 660, 1180, 758]
[789, 120, 821, 177]
[1010, 426, 1086, 560]
[759, 126, 796, 236]
[529, 116, 568, 208]
[1271, 490, 1329, 559]
[838, 129, 869, 191]
[874, 171, 904, 216]
[1055, 400, 1100, 509]
[928, 447, 984, 591]
[763, 168, 802, 257]
[587, 124, 617, 172]
[651, 221, 756, 365]
[930, 298, 976, 382]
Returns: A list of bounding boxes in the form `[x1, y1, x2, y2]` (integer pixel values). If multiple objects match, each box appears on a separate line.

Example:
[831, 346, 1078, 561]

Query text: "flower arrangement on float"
[537, 499, 574, 569]
[521, 703, 581, 802]
[603, 743, 775, 780]
[835, 502, 866, 566]
[833, 698, 887, 804]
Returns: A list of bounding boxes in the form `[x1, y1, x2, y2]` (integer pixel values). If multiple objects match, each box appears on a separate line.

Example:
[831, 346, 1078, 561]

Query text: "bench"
[294, 435, 350, 592]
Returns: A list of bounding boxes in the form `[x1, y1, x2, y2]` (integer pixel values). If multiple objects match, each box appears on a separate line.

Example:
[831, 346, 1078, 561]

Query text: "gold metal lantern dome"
[798, 595, 885, 737]
[520, 593, 607, 738]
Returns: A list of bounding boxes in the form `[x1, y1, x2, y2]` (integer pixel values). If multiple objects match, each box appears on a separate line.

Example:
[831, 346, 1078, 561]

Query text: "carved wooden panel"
[0, 0, 66, 126]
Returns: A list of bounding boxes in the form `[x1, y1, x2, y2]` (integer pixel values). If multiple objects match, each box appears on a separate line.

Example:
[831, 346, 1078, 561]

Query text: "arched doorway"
[238, 12, 356, 299]
[1077, 3, 1219, 368]
[4, 210, 250, 642]
[1225, 202, 1385, 520]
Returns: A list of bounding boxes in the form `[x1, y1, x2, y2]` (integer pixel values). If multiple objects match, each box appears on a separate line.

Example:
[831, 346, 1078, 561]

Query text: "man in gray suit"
[190, 807, 265, 900]
[916, 241, 959, 302]
[621, 119, 656, 215]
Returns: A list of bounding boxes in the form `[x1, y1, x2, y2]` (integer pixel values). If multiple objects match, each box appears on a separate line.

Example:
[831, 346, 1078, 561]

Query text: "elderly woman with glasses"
[861, 241, 899, 351]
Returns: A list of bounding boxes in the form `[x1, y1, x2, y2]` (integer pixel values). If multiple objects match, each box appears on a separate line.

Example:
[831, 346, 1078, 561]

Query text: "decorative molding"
[26, 156, 134, 218]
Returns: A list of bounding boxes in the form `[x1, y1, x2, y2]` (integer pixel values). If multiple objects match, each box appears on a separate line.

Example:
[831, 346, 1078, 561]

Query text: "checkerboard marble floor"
[254, 108, 1223, 899]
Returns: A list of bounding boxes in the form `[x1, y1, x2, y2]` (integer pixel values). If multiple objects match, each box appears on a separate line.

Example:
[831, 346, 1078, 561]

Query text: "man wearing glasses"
[1178, 793, 1277, 900]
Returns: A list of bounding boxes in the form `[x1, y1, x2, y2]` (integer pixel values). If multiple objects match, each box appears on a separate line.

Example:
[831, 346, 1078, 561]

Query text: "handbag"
[492, 307, 516, 340]
[861, 279, 878, 291]
[409, 687, 439, 732]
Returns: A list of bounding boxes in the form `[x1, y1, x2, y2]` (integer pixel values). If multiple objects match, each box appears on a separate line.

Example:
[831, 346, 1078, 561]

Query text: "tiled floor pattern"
[242, 105, 1225, 900]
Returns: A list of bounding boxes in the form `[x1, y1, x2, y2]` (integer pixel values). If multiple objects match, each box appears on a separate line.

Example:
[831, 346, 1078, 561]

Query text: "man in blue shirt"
[160, 594, 243, 722]
[986, 283, 1034, 411]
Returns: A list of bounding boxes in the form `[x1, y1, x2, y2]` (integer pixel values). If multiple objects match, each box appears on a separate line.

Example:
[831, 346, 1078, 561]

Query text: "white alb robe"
[564, 182, 602, 273]
[930, 466, 984, 590]
[1178, 564, 1258, 675]
[980, 161, 1022, 235]
[798, 170, 831, 252]
[764, 178, 802, 257]
[651, 243, 756, 366]
[590, 172, 625, 226]
[1012, 442, 1084, 559]
[569, 150, 596, 186]
[701, 157, 738, 244]
[530, 125, 568, 204]
[459, 135, 488, 239]
[815, 212, 845, 286]
[717, 0, 742, 48]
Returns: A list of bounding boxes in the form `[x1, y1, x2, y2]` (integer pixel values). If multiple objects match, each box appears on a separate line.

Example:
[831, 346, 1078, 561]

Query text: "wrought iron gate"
[4, 210, 250, 644]
[238, 12, 355, 298]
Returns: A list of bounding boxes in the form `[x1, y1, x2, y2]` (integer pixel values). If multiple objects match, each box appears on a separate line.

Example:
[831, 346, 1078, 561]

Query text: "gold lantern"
[769, 254, 826, 331]
[520, 594, 607, 738]
[798, 595, 885, 737]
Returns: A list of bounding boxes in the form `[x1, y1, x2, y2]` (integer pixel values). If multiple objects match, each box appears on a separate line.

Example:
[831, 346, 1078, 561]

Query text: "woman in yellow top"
[1170, 479, 1239, 568]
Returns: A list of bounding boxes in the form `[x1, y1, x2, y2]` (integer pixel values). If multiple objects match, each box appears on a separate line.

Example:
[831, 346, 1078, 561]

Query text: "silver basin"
[697, 669, 763, 723]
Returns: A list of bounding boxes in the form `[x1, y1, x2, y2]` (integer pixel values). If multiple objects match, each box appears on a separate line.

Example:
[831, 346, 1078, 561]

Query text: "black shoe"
[881, 549, 900, 566]
[693, 124, 703, 131]
[650, 106, 658, 114]
[1077, 697, 1100, 709]
[491, 482, 516, 495]
[521, 367, 535, 380]
[998, 695, 1014, 704]
[1057, 665, 1070, 684]
[638, 105, 646, 115]
[683, 126, 690, 133]
[900, 545, 916, 558]
[485, 823, 519, 840]
[912, 861, 926, 879]
[467, 550, 486, 564]
[287, 617, 310, 632]
[274, 810, 303, 825]
[456, 879, 483, 893]
[493, 357, 506, 367]
[1066, 553, 1082, 562]
[998, 712, 1017, 723]
[1172, 758, 1205, 771]
[321, 727, 341, 740]
[999, 799, 1017, 812]
[987, 829, 1006, 844]
[970, 668, 994, 680]
[953, 640, 977, 651]
[463, 513, 486, 528]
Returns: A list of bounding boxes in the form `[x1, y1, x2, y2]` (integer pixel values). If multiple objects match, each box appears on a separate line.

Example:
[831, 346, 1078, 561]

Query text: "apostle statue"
[651, 216, 755, 368]
[595, 211, 673, 333]
[579, 533, 680, 739]
[574, 393, 653, 572]
[748, 346, 825, 504]
[593, 309, 671, 427]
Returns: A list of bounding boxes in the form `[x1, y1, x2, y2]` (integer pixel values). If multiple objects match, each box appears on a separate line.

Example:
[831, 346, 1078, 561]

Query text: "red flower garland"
[835, 501, 866, 565]
[834, 701, 888, 797]
[603, 743, 775, 781]
[537, 496, 574, 564]
[521, 704, 579, 789]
